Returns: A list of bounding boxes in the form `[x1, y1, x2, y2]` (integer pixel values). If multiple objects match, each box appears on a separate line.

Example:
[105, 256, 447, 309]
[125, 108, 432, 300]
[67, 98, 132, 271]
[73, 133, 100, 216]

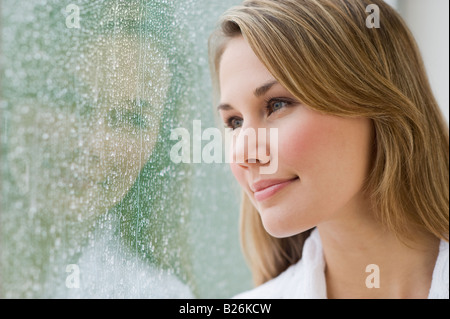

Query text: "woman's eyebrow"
[217, 80, 279, 112]
[217, 103, 233, 111]
[254, 80, 278, 97]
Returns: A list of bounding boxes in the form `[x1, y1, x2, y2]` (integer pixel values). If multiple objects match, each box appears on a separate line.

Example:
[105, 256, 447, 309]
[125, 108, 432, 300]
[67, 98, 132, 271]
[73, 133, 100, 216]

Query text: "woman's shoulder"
[232, 228, 326, 299]
[232, 260, 304, 299]
[428, 239, 449, 299]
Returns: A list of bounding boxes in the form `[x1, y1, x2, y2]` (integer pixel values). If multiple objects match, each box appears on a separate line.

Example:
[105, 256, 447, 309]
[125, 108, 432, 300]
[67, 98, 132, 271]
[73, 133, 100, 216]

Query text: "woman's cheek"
[277, 114, 325, 173]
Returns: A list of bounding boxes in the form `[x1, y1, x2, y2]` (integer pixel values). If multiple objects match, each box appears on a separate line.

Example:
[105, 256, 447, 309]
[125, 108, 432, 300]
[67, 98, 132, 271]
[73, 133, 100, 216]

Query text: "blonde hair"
[209, 0, 449, 286]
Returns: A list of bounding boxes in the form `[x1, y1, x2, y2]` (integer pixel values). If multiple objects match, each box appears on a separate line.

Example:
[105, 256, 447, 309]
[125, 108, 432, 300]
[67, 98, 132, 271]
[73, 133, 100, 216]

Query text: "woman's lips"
[252, 177, 299, 202]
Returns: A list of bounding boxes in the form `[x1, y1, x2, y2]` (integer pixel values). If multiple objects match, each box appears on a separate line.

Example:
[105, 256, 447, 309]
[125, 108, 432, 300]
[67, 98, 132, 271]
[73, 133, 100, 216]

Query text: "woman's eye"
[268, 100, 288, 114]
[107, 107, 149, 130]
[223, 99, 293, 130]
[226, 117, 243, 130]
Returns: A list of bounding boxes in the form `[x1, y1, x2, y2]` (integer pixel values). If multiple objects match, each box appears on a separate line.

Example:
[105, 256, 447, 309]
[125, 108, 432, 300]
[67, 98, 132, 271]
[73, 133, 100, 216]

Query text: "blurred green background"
[0, 0, 251, 298]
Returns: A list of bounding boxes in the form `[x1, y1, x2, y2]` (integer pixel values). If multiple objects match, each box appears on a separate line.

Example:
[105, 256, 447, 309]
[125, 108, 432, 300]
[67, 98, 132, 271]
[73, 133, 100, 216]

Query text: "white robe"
[234, 228, 449, 299]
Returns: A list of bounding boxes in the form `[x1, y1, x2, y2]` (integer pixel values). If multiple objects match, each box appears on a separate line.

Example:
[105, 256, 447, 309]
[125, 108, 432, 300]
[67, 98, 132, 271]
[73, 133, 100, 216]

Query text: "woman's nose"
[233, 126, 271, 169]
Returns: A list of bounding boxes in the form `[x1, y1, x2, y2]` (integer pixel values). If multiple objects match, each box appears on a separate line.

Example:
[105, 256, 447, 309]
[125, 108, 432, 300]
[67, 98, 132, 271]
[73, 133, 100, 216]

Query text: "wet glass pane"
[1, 0, 251, 298]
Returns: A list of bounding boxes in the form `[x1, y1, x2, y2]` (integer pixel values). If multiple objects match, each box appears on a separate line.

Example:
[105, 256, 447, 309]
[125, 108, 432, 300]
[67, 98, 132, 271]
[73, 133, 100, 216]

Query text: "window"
[0, 0, 250, 298]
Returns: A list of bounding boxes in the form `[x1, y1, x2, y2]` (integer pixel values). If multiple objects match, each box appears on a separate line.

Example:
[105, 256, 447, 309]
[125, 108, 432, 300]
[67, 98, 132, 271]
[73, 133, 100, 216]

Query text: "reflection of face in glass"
[33, 35, 169, 219]
[3, 16, 172, 296]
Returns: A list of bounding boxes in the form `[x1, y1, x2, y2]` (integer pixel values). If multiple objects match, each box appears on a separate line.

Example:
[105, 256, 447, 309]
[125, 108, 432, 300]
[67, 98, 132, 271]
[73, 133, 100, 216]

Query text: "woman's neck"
[317, 194, 440, 299]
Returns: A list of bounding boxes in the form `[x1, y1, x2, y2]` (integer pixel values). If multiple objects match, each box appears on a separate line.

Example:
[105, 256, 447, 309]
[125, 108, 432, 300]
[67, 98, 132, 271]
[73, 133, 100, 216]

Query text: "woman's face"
[13, 35, 169, 220]
[218, 36, 374, 238]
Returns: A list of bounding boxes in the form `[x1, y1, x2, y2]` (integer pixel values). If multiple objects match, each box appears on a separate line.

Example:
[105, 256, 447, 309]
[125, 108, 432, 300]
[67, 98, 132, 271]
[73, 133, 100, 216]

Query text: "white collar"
[299, 228, 449, 299]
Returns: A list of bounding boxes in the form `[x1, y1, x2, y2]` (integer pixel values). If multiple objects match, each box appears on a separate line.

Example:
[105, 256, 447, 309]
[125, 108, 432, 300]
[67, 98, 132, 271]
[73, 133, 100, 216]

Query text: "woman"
[209, 0, 449, 298]
[1, 0, 194, 298]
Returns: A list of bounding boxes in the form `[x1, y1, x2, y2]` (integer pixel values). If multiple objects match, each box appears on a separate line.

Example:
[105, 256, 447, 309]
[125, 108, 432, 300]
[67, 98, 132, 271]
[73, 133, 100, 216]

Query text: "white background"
[386, 0, 449, 123]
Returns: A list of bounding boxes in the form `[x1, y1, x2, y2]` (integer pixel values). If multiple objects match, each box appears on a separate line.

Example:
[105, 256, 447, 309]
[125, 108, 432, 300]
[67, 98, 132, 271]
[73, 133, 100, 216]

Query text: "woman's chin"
[260, 211, 313, 239]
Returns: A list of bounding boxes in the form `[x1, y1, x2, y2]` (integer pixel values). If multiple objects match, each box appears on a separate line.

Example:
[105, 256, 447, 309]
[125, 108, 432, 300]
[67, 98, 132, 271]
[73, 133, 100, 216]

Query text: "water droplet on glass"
[2, 0, 250, 299]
